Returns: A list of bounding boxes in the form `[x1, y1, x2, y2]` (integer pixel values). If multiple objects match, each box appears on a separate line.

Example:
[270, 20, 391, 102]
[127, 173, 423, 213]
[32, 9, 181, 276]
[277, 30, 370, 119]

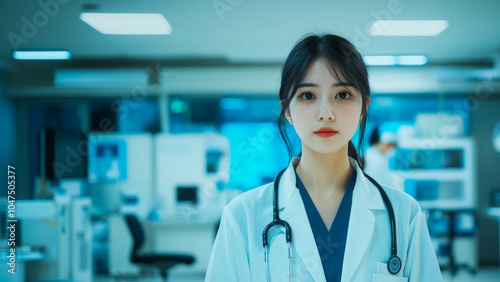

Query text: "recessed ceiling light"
[80, 13, 172, 35]
[364, 56, 397, 66]
[13, 51, 72, 60]
[363, 55, 428, 66]
[369, 20, 448, 36]
[397, 55, 428, 65]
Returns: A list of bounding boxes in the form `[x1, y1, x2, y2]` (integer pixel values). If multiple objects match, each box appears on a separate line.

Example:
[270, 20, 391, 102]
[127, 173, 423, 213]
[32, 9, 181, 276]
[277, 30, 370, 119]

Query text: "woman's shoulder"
[379, 183, 423, 220]
[224, 182, 274, 216]
[381, 184, 418, 204]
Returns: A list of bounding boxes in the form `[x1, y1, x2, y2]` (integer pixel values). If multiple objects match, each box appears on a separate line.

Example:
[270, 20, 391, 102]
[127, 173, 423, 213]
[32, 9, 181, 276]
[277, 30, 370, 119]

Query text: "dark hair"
[277, 33, 370, 170]
[369, 126, 380, 146]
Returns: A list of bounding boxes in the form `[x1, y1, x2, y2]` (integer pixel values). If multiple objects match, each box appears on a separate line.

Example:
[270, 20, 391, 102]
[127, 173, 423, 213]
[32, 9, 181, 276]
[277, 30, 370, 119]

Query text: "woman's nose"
[318, 102, 335, 121]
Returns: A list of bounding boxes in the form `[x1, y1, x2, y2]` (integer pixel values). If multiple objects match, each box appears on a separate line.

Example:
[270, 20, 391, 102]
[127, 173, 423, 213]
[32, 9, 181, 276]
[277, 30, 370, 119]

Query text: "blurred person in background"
[364, 127, 398, 188]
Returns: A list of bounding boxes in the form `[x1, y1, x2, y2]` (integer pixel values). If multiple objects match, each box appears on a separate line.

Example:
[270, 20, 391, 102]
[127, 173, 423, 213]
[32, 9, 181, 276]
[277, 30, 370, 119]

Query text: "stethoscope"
[262, 158, 402, 282]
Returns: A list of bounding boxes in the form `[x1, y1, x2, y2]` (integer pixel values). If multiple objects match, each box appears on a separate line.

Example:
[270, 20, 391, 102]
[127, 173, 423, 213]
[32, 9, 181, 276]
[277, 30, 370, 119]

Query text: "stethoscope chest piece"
[388, 255, 402, 274]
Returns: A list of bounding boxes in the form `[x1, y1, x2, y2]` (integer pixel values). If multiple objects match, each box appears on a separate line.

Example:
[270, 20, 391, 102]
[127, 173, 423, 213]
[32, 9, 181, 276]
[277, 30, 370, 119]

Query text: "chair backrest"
[124, 214, 145, 260]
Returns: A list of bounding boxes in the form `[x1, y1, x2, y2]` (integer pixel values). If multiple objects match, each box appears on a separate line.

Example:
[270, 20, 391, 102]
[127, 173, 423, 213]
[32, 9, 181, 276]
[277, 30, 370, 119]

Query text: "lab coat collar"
[278, 156, 386, 211]
[276, 156, 386, 282]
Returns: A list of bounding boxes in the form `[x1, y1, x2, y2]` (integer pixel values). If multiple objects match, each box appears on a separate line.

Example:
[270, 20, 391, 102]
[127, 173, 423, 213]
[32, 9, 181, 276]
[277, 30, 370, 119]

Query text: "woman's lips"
[314, 127, 338, 137]
[314, 132, 337, 137]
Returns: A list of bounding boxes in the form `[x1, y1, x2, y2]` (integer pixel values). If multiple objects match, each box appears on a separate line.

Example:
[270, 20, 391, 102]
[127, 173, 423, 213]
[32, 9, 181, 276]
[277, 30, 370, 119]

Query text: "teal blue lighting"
[363, 56, 396, 66]
[363, 55, 428, 66]
[220, 98, 249, 110]
[13, 51, 72, 60]
[397, 56, 428, 66]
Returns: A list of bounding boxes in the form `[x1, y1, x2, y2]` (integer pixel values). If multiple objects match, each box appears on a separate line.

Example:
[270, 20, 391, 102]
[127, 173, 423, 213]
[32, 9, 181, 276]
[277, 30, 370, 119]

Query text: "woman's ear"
[280, 100, 293, 125]
[360, 97, 371, 123]
[286, 111, 293, 125]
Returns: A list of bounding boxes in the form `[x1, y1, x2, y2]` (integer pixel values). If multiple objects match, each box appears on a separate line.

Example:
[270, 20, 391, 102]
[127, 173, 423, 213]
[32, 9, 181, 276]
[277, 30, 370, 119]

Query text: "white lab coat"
[205, 156, 443, 282]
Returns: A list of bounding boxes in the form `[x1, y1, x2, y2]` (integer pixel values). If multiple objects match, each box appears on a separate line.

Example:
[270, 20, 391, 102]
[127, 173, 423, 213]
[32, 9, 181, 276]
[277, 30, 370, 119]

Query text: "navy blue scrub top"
[294, 167, 357, 282]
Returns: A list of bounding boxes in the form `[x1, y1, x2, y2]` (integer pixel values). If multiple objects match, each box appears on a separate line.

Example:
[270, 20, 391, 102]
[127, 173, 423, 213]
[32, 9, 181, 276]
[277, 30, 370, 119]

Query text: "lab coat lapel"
[277, 157, 327, 282]
[274, 157, 385, 282]
[341, 157, 386, 282]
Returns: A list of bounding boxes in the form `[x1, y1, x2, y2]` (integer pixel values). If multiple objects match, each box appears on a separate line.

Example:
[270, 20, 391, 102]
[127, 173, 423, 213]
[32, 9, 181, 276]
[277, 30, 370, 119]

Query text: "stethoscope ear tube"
[363, 171, 402, 275]
[262, 167, 291, 248]
[263, 166, 293, 282]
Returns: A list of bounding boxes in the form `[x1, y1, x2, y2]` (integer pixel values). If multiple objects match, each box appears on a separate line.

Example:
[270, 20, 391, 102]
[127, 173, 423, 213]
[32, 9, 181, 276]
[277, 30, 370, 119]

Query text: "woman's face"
[282, 58, 369, 155]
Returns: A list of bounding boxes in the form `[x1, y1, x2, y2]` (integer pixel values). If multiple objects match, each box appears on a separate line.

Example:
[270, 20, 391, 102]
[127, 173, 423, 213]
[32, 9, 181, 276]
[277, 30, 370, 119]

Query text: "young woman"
[205, 34, 442, 282]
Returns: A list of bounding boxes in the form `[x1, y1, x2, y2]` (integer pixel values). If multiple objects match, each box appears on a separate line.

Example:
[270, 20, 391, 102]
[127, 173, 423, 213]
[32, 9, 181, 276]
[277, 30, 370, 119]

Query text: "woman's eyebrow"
[297, 82, 356, 88]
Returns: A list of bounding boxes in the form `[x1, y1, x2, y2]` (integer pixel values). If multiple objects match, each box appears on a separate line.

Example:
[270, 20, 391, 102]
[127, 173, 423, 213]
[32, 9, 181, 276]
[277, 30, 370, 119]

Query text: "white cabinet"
[395, 138, 476, 209]
[394, 137, 478, 271]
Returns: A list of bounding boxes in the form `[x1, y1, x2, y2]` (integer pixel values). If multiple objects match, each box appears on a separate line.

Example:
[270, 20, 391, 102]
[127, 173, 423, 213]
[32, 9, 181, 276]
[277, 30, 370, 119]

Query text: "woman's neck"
[295, 144, 353, 197]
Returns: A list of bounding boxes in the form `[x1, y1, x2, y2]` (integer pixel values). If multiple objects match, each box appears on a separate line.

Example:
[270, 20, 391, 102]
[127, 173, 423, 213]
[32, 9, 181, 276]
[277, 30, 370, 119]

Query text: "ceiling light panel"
[80, 13, 172, 35]
[369, 20, 449, 36]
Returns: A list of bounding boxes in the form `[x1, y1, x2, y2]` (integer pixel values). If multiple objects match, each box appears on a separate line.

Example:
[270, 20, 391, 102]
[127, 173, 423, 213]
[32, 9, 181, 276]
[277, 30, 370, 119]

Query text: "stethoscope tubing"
[262, 161, 401, 281]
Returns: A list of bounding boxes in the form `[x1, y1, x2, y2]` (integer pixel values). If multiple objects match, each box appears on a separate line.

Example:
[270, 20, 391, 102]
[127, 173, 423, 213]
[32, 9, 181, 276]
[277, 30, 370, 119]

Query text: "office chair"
[124, 214, 195, 281]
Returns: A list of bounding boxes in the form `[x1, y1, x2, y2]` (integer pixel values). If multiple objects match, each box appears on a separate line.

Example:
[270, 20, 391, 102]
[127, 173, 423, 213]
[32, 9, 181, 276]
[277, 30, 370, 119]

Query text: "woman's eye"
[300, 92, 315, 100]
[337, 92, 351, 100]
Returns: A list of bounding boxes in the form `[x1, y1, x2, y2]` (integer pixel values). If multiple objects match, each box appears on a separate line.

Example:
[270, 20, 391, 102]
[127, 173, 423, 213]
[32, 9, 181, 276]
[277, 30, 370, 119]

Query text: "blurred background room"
[1, 0, 500, 281]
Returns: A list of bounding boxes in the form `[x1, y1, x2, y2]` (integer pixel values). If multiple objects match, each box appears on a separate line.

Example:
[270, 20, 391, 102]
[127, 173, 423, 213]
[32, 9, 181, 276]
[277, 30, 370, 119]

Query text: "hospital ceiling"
[1, 0, 500, 88]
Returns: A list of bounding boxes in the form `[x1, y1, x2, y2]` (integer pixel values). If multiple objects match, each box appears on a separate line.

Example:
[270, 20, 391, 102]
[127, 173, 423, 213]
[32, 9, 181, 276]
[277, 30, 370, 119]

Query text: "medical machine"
[87, 133, 153, 219]
[87, 133, 154, 276]
[154, 132, 230, 218]
[88, 138, 127, 182]
[12, 197, 92, 281]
